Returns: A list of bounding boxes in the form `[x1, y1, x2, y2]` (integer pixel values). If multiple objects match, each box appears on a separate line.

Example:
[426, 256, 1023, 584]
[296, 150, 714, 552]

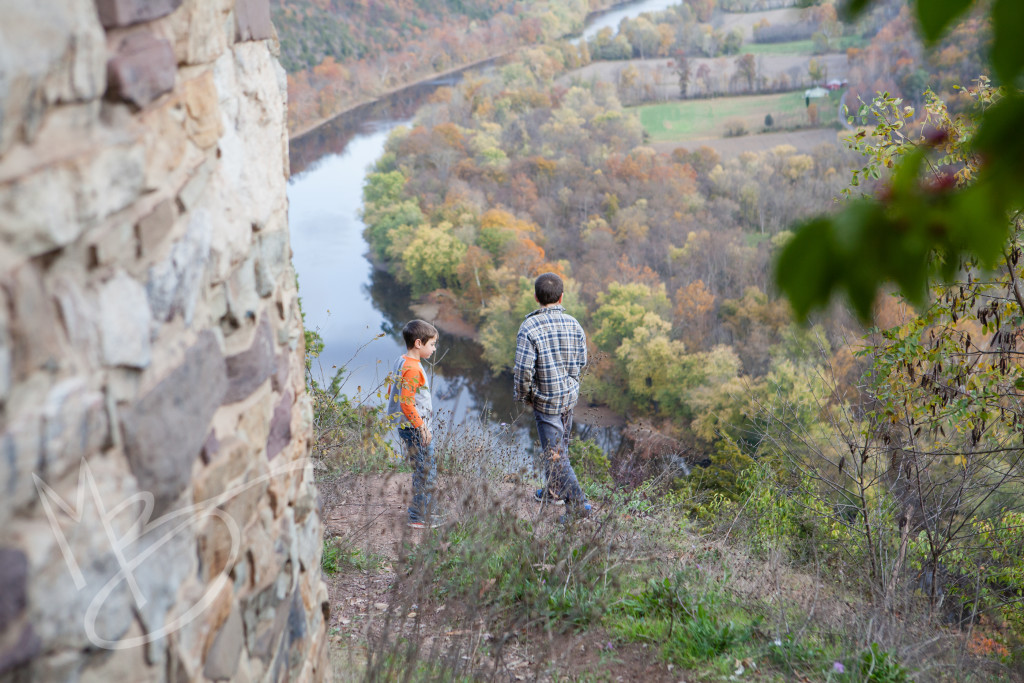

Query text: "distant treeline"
[277, 0, 611, 133]
[587, 0, 846, 61]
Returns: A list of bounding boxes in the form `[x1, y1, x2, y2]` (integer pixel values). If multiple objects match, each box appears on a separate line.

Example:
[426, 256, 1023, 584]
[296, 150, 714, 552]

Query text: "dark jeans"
[398, 427, 438, 522]
[534, 408, 584, 504]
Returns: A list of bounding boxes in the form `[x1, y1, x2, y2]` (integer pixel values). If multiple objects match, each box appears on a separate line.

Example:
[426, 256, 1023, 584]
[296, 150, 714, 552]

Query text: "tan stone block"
[53, 275, 101, 370]
[73, 143, 146, 226]
[233, 384, 272, 451]
[5, 263, 65, 380]
[0, 164, 79, 256]
[264, 467, 287, 519]
[232, 654, 254, 683]
[0, 0, 106, 154]
[150, 0, 231, 65]
[183, 0, 233, 65]
[183, 71, 223, 149]
[178, 154, 214, 211]
[241, 519, 276, 595]
[136, 198, 178, 255]
[194, 436, 248, 503]
[139, 95, 189, 192]
[222, 458, 269, 532]
[91, 221, 137, 266]
[199, 581, 234, 657]
[198, 515, 238, 588]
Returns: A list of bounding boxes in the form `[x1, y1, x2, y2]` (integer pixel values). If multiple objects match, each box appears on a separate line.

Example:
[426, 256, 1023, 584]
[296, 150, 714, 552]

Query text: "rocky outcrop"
[0, 1, 329, 681]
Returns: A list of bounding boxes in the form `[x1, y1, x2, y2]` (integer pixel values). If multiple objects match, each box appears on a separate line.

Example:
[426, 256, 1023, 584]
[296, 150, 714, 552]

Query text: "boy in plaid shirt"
[514, 273, 591, 518]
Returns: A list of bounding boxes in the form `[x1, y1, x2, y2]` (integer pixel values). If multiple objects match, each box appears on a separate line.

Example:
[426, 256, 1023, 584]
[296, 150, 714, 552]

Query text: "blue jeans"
[398, 427, 438, 522]
[534, 408, 584, 504]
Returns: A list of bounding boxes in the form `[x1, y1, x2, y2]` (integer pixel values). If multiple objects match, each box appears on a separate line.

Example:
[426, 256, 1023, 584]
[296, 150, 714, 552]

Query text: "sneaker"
[534, 487, 565, 506]
[408, 513, 446, 529]
[559, 502, 592, 525]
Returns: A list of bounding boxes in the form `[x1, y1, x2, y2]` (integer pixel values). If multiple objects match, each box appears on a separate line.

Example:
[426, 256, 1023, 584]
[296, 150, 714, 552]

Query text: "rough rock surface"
[0, 1, 329, 680]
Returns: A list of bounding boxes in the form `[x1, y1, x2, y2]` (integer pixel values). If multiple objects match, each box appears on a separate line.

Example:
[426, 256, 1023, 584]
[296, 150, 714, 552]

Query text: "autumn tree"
[736, 53, 757, 92]
[672, 50, 690, 97]
[674, 279, 715, 351]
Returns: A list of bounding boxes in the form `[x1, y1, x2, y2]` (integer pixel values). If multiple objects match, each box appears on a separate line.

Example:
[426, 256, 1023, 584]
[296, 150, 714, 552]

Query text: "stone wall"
[0, 1, 329, 681]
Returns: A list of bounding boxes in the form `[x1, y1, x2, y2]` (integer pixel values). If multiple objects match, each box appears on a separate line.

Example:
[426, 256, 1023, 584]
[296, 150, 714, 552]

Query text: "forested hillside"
[277, 0, 611, 133]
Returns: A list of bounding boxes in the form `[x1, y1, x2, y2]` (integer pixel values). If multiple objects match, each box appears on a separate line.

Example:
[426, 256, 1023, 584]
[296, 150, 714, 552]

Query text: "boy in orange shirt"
[386, 320, 442, 528]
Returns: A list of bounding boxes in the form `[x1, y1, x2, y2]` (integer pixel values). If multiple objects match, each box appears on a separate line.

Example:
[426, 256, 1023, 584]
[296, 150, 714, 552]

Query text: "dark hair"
[534, 272, 563, 305]
[402, 319, 438, 349]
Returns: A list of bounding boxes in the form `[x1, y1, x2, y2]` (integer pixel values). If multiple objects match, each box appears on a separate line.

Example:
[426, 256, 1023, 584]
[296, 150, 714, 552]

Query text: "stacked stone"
[0, 0, 329, 681]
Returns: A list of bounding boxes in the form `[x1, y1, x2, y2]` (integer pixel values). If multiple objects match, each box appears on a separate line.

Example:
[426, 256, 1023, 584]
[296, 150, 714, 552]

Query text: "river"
[287, 0, 684, 464]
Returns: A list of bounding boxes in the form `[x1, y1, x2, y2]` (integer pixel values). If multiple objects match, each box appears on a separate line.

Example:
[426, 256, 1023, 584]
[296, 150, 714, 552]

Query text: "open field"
[715, 7, 801, 38]
[560, 52, 850, 102]
[651, 127, 844, 158]
[637, 90, 841, 142]
[743, 39, 817, 55]
[744, 35, 868, 56]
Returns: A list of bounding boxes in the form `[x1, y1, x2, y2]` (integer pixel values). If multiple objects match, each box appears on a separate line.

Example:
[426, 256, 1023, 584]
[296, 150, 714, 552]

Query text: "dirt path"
[652, 127, 843, 158]
[319, 472, 681, 682]
[321, 472, 552, 563]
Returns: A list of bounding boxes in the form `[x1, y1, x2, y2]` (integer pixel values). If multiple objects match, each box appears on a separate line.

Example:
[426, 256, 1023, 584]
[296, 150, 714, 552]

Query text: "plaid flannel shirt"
[513, 305, 587, 415]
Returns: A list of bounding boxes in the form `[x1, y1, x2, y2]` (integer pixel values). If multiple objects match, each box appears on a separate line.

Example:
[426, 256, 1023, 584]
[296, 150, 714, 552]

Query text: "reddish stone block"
[106, 32, 176, 108]
[95, 0, 183, 28]
[266, 391, 292, 460]
[235, 0, 274, 42]
[0, 548, 27, 632]
[224, 315, 275, 403]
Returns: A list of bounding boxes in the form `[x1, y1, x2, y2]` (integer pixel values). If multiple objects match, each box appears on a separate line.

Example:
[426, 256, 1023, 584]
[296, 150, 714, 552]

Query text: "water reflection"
[291, 74, 473, 178]
[582, 0, 684, 41]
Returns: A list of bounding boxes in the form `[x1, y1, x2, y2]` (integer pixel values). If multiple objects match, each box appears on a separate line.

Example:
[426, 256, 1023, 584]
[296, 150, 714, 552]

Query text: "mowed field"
[743, 36, 868, 56]
[558, 53, 850, 101]
[651, 127, 844, 158]
[638, 90, 840, 142]
[715, 7, 801, 38]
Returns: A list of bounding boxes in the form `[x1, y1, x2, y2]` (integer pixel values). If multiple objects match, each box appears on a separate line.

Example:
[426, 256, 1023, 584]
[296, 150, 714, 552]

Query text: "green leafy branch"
[777, 0, 1024, 323]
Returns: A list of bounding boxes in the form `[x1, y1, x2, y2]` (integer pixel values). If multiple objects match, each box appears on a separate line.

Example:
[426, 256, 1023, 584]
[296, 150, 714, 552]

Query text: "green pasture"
[637, 90, 840, 142]
[742, 35, 868, 56]
[743, 39, 816, 56]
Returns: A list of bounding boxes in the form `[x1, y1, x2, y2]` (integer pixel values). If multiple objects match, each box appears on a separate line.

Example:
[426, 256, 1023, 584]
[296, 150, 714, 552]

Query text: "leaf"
[841, 0, 876, 21]
[775, 216, 837, 321]
[915, 0, 975, 43]
[991, 0, 1024, 83]
[478, 577, 496, 598]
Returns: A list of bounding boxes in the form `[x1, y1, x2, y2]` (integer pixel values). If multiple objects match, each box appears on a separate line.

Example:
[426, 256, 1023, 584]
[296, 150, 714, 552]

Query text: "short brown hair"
[534, 272, 563, 305]
[402, 319, 438, 349]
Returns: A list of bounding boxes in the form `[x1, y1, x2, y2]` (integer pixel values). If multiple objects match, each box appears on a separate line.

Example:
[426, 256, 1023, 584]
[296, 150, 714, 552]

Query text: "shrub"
[724, 119, 748, 137]
[571, 437, 612, 486]
[612, 567, 758, 668]
[853, 643, 911, 683]
[402, 508, 621, 634]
